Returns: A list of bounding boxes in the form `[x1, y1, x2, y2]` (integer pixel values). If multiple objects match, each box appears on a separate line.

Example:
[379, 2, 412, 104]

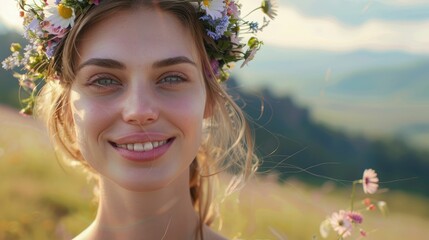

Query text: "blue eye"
[89, 75, 121, 88]
[94, 78, 120, 86]
[159, 75, 186, 85]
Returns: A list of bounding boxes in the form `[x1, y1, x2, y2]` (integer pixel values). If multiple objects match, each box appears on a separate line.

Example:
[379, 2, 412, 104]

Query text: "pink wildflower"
[347, 211, 363, 224]
[360, 229, 367, 237]
[329, 210, 353, 238]
[362, 169, 379, 194]
[363, 198, 371, 206]
[227, 0, 240, 18]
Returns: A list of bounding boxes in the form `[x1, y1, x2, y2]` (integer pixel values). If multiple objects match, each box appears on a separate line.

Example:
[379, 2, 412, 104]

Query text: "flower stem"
[350, 180, 359, 212]
[242, 7, 262, 19]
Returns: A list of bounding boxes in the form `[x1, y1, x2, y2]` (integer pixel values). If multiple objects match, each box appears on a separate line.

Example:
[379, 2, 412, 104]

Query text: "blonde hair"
[36, 0, 258, 227]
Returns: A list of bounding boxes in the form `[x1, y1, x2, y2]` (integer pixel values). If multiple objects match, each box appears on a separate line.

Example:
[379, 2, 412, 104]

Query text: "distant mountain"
[234, 45, 429, 97]
[229, 83, 429, 196]
[233, 46, 429, 148]
[326, 61, 429, 101]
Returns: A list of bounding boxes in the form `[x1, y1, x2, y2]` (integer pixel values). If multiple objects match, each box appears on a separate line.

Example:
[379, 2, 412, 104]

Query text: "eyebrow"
[77, 56, 196, 71]
[153, 56, 197, 68]
[77, 58, 125, 71]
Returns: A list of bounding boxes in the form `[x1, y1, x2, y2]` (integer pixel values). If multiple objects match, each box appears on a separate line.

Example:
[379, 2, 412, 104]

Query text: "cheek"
[166, 93, 206, 129]
[70, 91, 113, 157]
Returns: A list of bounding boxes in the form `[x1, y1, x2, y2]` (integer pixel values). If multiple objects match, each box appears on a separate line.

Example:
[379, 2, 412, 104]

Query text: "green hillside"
[0, 31, 23, 108]
[230, 83, 429, 196]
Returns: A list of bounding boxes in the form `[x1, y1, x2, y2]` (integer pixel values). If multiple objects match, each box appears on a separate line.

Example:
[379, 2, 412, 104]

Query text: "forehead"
[77, 7, 200, 67]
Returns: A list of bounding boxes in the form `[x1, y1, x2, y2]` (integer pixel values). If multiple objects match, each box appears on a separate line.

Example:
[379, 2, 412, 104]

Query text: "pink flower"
[360, 229, 367, 237]
[227, 0, 240, 18]
[347, 211, 363, 224]
[329, 210, 353, 238]
[362, 169, 379, 194]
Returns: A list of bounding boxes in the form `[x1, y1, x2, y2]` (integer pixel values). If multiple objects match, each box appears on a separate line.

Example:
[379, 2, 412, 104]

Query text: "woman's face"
[70, 7, 208, 191]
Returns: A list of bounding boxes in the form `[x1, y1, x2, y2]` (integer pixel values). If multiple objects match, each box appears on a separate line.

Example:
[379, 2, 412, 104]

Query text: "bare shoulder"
[203, 225, 229, 240]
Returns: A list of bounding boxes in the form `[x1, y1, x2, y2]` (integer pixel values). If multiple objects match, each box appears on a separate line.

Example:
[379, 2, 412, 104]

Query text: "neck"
[79, 171, 201, 240]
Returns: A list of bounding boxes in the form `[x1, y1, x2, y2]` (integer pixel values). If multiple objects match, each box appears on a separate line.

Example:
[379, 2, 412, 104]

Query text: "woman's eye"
[88, 75, 121, 88]
[93, 78, 120, 86]
[158, 75, 186, 85]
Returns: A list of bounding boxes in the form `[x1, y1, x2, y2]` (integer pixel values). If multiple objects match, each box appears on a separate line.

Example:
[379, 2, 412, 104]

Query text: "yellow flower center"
[58, 4, 73, 19]
[203, 0, 210, 7]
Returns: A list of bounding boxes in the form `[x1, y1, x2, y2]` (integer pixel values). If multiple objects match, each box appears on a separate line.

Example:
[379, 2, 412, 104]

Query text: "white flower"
[201, 0, 225, 20]
[362, 169, 379, 194]
[44, 3, 76, 30]
[261, 0, 278, 20]
[329, 210, 353, 238]
[319, 219, 331, 239]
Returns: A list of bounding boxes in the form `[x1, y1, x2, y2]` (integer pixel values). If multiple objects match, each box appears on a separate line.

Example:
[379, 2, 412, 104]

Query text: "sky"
[1, 0, 429, 146]
[2, 0, 429, 54]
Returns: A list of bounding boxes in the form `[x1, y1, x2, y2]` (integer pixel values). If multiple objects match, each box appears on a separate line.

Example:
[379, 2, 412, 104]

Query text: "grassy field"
[1, 107, 428, 239]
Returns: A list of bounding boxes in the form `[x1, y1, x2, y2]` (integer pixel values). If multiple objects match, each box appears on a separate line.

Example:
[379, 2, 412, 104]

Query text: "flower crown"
[2, 0, 277, 115]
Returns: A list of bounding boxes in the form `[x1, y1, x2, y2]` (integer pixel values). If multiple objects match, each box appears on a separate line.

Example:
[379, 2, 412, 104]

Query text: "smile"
[115, 140, 168, 152]
[109, 137, 175, 162]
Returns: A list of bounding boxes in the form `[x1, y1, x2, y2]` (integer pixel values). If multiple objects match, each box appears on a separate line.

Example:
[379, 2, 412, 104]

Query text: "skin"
[69, 7, 225, 240]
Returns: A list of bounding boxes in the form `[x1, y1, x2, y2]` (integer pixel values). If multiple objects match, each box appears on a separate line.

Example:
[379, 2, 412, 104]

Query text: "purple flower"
[202, 15, 230, 40]
[347, 211, 363, 224]
[46, 41, 59, 58]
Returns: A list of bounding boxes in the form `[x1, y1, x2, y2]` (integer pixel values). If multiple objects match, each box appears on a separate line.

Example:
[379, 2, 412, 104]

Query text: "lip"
[110, 133, 174, 162]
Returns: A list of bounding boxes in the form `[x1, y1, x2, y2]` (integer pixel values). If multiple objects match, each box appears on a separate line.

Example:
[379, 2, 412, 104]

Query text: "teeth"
[134, 143, 144, 151]
[116, 140, 167, 152]
[143, 142, 153, 151]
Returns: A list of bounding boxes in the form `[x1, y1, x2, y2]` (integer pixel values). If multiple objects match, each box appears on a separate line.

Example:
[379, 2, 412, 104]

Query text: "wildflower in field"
[359, 229, 367, 237]
[329, 210, 353, 238]
[377, 201, 389, 216]
[319, 219, 331, 238]
[261, 0, 278, 19]
[346, 211, 363, 224]
[362, 169, 379, 194]
[320, 169, 387, 239]
[363, 198, 371, 206]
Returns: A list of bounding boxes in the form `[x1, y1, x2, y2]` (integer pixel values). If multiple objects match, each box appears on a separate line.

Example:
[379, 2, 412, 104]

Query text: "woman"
[3, 0, 276, 239]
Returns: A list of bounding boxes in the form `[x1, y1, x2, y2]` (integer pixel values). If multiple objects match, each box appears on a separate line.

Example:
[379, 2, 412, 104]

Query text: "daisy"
[261, 0, 278, 20]
[201, 0, 225, 20]
[362, 169, 379, 194]
[330, 210, 353, 238]
[44, 3, 76, 30]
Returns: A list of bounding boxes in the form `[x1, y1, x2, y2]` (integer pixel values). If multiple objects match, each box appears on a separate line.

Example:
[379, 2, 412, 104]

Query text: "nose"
[121, 87, 159, 125]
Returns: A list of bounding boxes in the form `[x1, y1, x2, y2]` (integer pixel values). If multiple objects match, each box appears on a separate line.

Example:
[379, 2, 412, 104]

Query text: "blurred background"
[1, 0, 428, 239]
